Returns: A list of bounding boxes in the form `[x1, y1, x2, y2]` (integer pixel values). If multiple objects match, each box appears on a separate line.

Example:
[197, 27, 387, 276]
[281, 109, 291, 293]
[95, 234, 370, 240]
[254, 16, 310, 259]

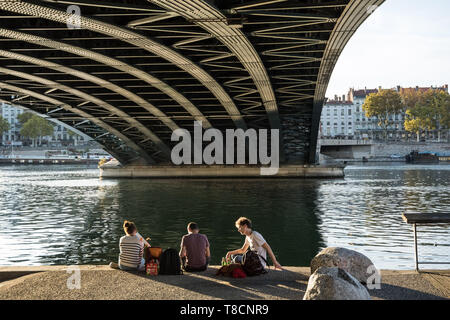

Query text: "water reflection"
[0, 163, 449, 269]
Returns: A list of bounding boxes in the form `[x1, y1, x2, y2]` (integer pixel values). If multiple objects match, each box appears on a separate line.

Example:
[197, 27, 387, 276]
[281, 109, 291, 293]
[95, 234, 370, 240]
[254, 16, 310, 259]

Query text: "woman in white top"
[110, 220, 150, 271]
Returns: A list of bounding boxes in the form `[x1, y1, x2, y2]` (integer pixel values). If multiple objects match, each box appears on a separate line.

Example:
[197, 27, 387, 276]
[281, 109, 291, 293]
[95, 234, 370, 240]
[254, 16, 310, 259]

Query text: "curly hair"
[235, 217, 252, 229]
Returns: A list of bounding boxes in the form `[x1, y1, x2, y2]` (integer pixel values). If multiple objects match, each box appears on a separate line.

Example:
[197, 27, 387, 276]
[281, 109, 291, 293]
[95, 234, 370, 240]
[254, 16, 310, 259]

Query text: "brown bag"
[148, 247, 163, 260]
[216, 263, 243, 277]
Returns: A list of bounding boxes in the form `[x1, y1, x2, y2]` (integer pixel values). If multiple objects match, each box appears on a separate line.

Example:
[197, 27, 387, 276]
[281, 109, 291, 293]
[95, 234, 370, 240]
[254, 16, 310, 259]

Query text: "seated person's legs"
[119, 258, 146, 272]
[119, 264, 137, 271]
[182, 256, 209, 272]
[184, 264, 207, 272]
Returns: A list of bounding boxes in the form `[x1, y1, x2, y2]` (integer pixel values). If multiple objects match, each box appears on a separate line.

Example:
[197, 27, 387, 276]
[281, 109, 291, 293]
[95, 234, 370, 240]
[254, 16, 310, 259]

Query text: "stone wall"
[319, 141, 450, 162]
[372, 142, 450, 157]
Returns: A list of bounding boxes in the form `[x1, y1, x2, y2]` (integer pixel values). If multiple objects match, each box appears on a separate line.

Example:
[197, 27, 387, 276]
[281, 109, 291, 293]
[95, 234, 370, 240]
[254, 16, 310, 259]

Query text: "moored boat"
[406, 150, 450, 163]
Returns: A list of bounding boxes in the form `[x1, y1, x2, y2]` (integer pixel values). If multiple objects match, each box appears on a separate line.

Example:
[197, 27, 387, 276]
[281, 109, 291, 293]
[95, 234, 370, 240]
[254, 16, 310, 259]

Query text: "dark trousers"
[181, 257, 208, 272]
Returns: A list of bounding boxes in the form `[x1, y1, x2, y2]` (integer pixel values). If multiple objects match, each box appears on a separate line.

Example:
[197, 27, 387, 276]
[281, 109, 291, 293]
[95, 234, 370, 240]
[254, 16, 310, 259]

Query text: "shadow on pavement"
[124, 267, 308, 300]
[369, 284, 447, 300]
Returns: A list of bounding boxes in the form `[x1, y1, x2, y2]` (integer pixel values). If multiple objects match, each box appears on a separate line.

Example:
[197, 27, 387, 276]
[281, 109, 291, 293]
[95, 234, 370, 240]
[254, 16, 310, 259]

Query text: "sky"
[325, 0, 450, 99]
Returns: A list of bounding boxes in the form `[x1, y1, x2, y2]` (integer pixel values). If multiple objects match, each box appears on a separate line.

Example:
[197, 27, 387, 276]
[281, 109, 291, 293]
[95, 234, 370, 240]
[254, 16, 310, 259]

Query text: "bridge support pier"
[99, 165, 345, 179]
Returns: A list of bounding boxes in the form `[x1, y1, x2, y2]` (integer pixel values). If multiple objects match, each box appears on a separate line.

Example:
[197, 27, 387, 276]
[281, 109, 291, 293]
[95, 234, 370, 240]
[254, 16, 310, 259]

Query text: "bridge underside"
[0, 0, 383, 165]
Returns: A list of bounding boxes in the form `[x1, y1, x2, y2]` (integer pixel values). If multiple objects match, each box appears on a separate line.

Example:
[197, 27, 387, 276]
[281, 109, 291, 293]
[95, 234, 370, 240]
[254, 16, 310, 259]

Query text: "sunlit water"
[0, 163, 448, 270]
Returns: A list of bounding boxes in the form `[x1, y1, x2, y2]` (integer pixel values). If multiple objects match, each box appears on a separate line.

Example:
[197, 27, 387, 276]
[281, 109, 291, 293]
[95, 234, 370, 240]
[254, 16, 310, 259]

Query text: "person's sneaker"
[109, 262, 119, 269]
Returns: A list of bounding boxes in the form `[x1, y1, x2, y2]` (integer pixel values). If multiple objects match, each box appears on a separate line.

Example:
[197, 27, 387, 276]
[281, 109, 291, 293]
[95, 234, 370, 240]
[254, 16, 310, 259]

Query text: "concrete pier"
[100, 165, 345, 179]
[0, 266, 448, 300]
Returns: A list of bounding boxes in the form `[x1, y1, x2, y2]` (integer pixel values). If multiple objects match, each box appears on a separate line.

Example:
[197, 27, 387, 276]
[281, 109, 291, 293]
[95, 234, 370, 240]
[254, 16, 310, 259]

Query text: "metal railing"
[402, 213, 450, 272]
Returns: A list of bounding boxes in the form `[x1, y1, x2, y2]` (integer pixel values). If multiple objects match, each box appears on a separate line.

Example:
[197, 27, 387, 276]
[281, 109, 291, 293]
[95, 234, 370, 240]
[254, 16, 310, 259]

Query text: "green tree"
[20, 115, 54, 147]
[430, 90, 450, 142]
[17, 112, 34, 126]
[404, 90, 450, 142]
[404, 109, 427, 142]
[0, 115, 10, 135]
[400, 88, 422, 110]
[362, 89, 404, 141]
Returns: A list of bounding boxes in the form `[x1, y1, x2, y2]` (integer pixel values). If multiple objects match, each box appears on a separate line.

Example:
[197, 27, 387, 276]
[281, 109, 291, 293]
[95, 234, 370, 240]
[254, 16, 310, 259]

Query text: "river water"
[0, 163, 449, 270]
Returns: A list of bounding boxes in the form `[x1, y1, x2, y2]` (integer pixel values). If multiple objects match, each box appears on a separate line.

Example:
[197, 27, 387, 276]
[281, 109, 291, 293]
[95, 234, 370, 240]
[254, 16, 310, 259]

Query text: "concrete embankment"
[99, 165, 346, 179]
[0, 266, 448, 300]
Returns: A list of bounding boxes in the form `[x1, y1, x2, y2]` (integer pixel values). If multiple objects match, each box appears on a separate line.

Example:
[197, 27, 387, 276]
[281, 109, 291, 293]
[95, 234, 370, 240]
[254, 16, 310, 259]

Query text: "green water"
[0, 163, 449, 269]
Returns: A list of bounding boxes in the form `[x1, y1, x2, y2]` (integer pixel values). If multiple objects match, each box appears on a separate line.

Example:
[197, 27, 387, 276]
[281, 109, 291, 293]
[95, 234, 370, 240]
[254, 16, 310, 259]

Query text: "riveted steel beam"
[0, 65, 165, 155]
[0, 0, 247, 130]
[0, 81, 155, 164]
[148, 0, 279, 130]
[0, 48, 172, 157]
[309, 0, 385, 163]
[0, 28, 212, 128]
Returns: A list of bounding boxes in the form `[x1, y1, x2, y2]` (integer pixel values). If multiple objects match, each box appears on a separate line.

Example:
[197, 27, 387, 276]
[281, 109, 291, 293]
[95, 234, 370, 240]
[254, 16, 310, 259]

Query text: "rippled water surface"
[0, 163, 449, 269]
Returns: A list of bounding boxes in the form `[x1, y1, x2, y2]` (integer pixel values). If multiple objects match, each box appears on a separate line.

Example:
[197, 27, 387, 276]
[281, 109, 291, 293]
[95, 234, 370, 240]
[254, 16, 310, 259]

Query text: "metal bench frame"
[402, 213, 450, 272]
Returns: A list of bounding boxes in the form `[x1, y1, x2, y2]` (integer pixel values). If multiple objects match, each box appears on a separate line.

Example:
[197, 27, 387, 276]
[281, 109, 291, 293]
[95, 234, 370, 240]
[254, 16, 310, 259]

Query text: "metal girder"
[0, 0, 247, 130]
[309, 0, 385, 163]
[0, 65, 165, 158]
[0, 81, 155, 164]
[147, 0, 280, 130]
[0, 28, 212, 128]
[0, 48, 172, 157]
[0, 0, 386, 165]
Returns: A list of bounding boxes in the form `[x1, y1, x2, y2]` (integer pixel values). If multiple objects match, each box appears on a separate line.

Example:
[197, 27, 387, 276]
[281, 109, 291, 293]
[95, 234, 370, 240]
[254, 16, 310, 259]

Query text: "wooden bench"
[402, 213, 450, 272]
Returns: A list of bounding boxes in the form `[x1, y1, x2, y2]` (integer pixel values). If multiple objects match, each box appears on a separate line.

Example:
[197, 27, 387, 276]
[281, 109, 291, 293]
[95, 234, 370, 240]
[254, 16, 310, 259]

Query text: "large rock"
[311, 247, 378, 284]
[303, 267, 371, 300]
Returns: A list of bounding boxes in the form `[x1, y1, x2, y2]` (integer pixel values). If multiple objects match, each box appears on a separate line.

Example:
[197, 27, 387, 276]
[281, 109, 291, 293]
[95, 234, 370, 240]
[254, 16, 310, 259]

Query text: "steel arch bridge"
[0, 0, 384, 165]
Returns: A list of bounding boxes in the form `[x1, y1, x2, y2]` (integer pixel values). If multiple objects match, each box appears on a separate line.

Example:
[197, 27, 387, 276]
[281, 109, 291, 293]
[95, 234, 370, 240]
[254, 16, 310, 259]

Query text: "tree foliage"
[0, 115, 10, 134]
[362, 89, 404, 140]
[17, 112, 34, 125]
[20, 115, 54, 145]
[402, 89, 450, 141]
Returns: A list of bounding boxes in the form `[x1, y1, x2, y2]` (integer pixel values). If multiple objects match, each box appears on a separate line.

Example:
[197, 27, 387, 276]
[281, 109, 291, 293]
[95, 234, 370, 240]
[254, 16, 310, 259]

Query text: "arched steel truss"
[0, 0, 384, 165]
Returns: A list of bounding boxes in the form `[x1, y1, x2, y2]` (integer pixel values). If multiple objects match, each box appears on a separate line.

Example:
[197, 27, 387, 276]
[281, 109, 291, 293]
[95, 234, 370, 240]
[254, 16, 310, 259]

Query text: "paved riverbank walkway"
[0, 266, 448, 300]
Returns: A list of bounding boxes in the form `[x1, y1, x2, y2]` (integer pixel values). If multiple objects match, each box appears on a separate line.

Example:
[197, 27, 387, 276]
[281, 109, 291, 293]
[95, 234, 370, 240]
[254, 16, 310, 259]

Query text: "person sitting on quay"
[225, 217, 283, 270]
[109, 220, 150, 271]
[179, 222, 211, 272]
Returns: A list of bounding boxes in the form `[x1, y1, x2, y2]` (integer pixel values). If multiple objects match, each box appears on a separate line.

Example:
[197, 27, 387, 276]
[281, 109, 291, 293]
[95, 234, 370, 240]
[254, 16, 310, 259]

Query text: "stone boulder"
[311, 247, 378, 284]
[303, 267, 371, 300]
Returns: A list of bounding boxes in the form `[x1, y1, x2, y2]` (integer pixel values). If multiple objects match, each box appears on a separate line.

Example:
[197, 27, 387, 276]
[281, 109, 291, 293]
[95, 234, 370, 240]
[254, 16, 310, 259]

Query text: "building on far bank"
[0, 102, 92, 147]
[0, 102, 23, 145]
[320, 85, 449, 142]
